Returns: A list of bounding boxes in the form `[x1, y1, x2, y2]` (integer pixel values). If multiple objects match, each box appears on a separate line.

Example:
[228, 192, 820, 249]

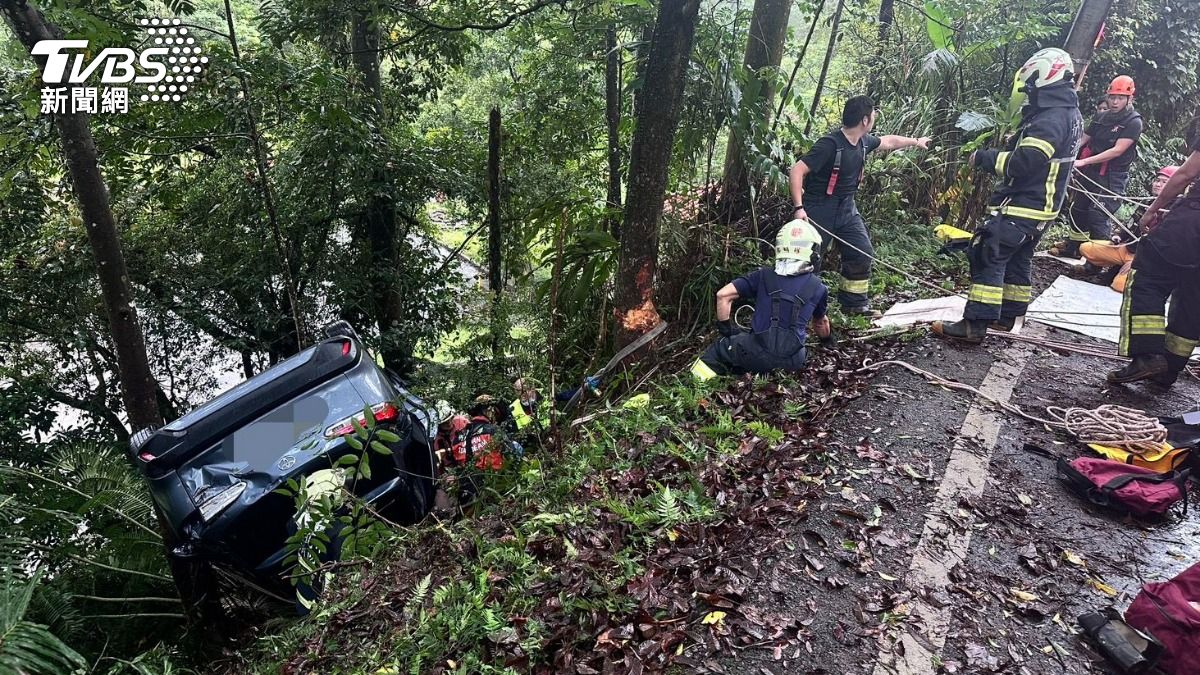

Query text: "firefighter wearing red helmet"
[1050, 75, 1144, 258]
[933, 48, 1084, 343]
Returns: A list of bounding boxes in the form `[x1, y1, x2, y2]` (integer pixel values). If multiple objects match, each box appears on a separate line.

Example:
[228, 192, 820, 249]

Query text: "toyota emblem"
[277, 455, 296, 470]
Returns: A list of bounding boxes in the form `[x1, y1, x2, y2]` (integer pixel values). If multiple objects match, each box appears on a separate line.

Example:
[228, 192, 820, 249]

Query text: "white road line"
[872, 326, 1041, 675]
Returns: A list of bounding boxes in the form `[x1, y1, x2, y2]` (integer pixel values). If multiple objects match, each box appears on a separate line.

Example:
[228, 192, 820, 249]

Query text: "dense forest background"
[2, 0, 1199, 671]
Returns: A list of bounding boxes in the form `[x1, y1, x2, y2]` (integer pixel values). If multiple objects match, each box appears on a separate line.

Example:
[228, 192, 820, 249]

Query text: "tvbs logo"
[34, 18, 208, 114]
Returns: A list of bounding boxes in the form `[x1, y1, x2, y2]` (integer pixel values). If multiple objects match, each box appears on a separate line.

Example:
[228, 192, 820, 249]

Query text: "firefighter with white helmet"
[691, 219, 834, 379]
[933, 48, 1084, 343]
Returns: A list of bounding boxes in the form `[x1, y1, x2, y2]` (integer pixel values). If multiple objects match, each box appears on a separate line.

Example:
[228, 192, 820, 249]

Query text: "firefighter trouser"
[1079, 241, 1134, 293]
[964, 214, 1044, 322]
[694, 332, 808, 378]
[1118, 204, 1200, 375]
[1065, 170, 1129, 257]
[805, 194, 872, 310]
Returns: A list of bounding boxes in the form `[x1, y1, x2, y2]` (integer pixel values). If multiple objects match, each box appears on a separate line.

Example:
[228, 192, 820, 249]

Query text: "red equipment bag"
[1125, 562, 1200, 674]
[1056, 457, 1190, 518]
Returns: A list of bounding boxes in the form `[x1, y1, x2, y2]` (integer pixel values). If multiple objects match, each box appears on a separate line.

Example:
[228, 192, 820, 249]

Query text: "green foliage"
[0, 572, 87, 675]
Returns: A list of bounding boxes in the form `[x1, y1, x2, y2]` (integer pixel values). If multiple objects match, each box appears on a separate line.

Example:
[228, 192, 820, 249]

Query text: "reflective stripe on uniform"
[691, 358, 718, 381]
[841, 278, 870, 294]
[1044, 160, 1060, 215]
[995, 151, 1010, 175]
[1000, 205, 1058, 221]
[1017, 136, 1055, 158]
[1002, 284, 1032, 303]
[1165, 332, 1199, 357]
[1119, 270, 1135, 356]
[967, 284, 1003, 304]
[1068, 229, 1091, 242]
[1129, 315, 1166, 335]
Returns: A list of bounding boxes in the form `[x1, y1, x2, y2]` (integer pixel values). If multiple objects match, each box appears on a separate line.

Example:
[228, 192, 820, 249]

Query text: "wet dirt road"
[722, 266, 1200, 675]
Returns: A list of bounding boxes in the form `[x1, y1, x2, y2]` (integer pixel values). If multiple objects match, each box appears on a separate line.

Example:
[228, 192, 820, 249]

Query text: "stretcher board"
[1033, 251, 1086, 267]
[873, 295, 967, 329]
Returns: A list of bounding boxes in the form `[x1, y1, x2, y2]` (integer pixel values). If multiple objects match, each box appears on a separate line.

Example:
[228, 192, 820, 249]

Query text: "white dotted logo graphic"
[138, 17, 208, 103]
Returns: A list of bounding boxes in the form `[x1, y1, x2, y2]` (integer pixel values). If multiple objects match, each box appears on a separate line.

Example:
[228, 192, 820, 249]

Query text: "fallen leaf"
[1009, 588, 1040, 603]
[1017, 493, 1033, 506]
[701, 611, 726, 626]
[1062, 550, 1086, 567]
[1088, 578, 1118, 597]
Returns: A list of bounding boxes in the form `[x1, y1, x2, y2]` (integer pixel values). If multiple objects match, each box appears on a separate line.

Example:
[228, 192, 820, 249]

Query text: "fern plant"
[0, 571, 86, 675]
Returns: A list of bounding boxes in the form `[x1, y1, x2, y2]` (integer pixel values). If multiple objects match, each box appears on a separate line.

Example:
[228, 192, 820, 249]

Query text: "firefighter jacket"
[974, 83, 1084, 222]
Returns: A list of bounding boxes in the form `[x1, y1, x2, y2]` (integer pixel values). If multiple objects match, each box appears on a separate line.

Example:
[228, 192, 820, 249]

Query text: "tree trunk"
[867, 0, 895, 96]
[605, 25, 623, 237]
[350, 9, 410, 372]
[223, 0, 304, 354]
[614, 0, 701, 347]
[805, 0, 847, 136]
[487, 106, 503, 356]
[1, 0, 162, 432]
[1063, 0, 1114, 88]
[719, 0, 792, 218]
[631, 21, 656, 122]
[773, 0, 826, 132]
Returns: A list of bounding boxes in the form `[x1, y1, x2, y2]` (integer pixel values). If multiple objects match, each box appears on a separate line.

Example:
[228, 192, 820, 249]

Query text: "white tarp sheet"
[1026, 275, 1123, 342]
[1033, 251, 1086, 267]
[874, 295, 966, 328]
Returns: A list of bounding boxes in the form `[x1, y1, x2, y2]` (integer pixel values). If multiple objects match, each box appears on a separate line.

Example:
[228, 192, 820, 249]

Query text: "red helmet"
[1157, 166, 1180, 179]
[1108, 75, 1135, 97]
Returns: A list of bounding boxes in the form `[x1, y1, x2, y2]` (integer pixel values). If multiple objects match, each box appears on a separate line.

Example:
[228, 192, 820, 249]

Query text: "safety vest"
[509, 398, 550, 432]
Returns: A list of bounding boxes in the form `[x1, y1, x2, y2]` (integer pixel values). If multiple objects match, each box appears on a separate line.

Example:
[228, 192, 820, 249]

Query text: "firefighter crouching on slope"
[691, 220, 834, 380]
[1108, 138, 1200, 388]
[932, 48, 1084, 344]
[1051, 75, 1143, 259]
[1077, 165, 1178, 294]
[788, 95, 931, 318]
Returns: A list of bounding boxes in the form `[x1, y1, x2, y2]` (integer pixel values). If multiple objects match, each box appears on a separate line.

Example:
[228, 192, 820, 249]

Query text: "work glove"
[819, 332, 839, 350]
[716, 319, 737, 337]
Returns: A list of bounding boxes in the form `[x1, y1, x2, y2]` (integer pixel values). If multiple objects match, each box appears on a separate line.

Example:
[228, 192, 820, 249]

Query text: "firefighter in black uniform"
[1108, 138, 1200, 387]
[788, 95, 931, 317]
[932, 48, 1084, 344]
[1051, 75, 1144, 259]
[691, 219, 834, 379]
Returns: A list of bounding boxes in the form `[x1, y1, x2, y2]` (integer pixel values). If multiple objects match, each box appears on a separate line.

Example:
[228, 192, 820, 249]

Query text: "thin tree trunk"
[867, 0, 895, 96]
[223, 0, 304, 353]
[805, 0, 847, 136]
[1, 0, 161, 432]
[719, 0, 792, 219]
[631, 22, 655, 122]
[1063, 0, 1114, 88]
[605, 25, 623, 237]
[614, 0, 701, 347]
[350, 9, 411, 372]
[773, 0, 826, 132]
[487, 106, 503, 356]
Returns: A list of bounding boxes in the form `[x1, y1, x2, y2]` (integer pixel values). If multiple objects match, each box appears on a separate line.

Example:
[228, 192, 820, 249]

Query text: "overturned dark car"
[129, 324, 436, 607]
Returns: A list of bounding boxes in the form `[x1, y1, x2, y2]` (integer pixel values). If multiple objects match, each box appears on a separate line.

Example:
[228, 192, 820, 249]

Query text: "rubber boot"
[1107, 354, 1169, 384]
[843, 305, 882, 320]
[989, 316, 1016, 332]
[1150, 354, 1190, 389]
[931, 319, 989, 344]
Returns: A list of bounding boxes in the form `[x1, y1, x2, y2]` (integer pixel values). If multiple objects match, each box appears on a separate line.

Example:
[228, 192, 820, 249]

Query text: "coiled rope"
[1046, 405, 1168, 454]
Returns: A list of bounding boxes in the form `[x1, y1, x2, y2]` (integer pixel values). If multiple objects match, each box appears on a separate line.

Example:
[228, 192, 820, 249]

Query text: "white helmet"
[1016, 48, 1074, 90]
[775, 218, 823, 275]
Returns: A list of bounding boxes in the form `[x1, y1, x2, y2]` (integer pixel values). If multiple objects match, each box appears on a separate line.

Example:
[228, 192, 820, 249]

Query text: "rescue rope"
[1068, 180, 1144, 243]
[1070, 169, 1155, 206]
[1045, 405, 1168, 454]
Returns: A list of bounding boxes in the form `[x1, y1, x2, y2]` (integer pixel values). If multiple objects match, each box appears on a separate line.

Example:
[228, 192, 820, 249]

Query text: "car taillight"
[323, 402, 400, 438]
[341, 340, 351, 356]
